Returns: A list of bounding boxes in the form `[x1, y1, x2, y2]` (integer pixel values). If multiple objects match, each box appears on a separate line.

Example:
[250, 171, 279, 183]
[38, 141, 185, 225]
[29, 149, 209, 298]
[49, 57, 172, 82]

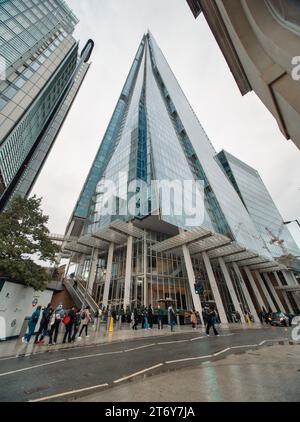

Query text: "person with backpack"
[22, 306, 42, 344]
[49, 304, 64, 345]
[34, 304, 53, 344]
[78, 306, 92, 339]
[62, 307, 76, 344]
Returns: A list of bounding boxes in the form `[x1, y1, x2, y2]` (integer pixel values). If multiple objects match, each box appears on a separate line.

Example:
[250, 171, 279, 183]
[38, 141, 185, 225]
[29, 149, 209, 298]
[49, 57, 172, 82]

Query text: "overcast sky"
[31, 0, 300, 247]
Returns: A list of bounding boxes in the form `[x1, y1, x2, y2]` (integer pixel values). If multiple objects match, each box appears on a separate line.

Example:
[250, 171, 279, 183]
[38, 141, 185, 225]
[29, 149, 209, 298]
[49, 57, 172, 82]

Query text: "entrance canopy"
[58, 219, 286, 273]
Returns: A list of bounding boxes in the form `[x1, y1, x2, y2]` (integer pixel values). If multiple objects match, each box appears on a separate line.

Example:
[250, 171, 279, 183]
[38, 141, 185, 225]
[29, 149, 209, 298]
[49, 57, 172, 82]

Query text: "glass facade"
[0, 0, 92, 210]
[217, 150, 300, 267]
[67, 32, 300, 316]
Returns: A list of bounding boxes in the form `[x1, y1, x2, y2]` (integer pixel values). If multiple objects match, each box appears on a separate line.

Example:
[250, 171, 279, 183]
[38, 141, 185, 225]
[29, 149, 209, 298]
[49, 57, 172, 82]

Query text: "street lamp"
[283, 220, 300, 228]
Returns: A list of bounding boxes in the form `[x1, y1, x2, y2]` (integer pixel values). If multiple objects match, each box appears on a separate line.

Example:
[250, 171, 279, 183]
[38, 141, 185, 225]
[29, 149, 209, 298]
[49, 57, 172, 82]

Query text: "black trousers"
[49, 322, 60, 344]
[63, 324, 73, 343]
[79, 324, 88, 337]
[34, 322, 47, 343]
[206, 321, 218, 335]
[72, 324, 80, 341]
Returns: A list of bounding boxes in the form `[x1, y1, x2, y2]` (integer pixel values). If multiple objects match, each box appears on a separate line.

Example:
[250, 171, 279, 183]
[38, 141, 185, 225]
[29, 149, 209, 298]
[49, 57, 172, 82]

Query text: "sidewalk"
[74, 343, 300, 402]
[0, 322, 264, 359]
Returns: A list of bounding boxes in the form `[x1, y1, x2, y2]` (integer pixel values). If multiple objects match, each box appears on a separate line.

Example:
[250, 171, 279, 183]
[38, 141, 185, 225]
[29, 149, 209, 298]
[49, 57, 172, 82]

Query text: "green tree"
[0, 195, 60, 291]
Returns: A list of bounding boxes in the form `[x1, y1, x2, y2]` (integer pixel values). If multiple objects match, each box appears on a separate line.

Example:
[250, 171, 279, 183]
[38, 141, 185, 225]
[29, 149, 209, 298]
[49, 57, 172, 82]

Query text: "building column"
[102, 243, 114, 308]
[263, 273, 285, 312]
[76, 255, 85, 278]
[202, 252, 228, 324]
[282, 270, 295, 286]
[254, 271, 277, 312]
[87, 248, 99, 296]
[232, 263, 259, 323]
[274, 272, 294, 313]
[243, 267, 266, 312]
[182, 245, 203, 321]
[143, 231, 147, 307]
[124, 235, 133, 309]
[219, 258, 246, 323]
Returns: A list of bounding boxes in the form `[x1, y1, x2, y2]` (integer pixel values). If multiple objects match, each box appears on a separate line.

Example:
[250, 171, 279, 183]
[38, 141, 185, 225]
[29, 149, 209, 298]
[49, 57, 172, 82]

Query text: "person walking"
[131, 308, 139, 330]
[62, 307, 76, 344]
[190, 309, 197, 329]
[71, 308, 81, 342]
[168, 305, 176, 332]
[49, 304, 64, 345]
[34, 304, 53, 344]
[157, 305, 164, 330]
[78, 306, 92, 339]
[23, 306, 42, 344]
[206, 306, 219, 336]
[148, 305, 153, 329]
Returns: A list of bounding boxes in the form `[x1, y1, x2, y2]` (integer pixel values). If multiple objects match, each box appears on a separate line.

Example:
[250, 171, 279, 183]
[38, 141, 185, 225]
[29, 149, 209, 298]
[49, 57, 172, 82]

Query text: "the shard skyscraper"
[63, 33, 300, 321]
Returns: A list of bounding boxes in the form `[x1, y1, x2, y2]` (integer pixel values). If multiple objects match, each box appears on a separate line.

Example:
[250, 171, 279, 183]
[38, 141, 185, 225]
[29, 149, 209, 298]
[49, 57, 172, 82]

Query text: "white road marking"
[213, 347, 231, 357]
[190, 336, 206, 341]
[0, 359, 66, 377]
[124, 344, 156, 352]
[157, 340, 189, 345]
[28, 383, 109, 402]
[231, 344, 258, 349]
[166, 355, 213, 364]
[68, 351, 124, 361]
[114, 363, 164, 384]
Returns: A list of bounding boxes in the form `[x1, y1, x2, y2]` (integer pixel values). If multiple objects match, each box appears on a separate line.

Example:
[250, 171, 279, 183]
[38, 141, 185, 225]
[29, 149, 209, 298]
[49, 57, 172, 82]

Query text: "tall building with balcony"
[186, 0, 300, 150]
[63, 32, 300, 322]
[0, 0, 94, 210]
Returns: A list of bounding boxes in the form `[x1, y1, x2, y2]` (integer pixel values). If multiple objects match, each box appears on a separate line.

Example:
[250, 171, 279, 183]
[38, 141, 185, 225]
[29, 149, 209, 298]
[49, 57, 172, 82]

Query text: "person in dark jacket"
[148, 305, 153, 329]
[62, 307, 76, 344]
[71, 308, 81, 342]
[157, 305, 164, 330]
[49, 304, 64, 345]
[23, 306, 42, 344]
[205, 306, 219, 336]
[34, 304, 53, 344]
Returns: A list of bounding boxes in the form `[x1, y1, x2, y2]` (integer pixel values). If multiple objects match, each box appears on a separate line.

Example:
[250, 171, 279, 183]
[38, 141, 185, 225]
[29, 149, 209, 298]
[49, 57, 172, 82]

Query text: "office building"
[186, 0, 300, 150]
[62, 32, 300, 321]
[0, 0, 94, 210]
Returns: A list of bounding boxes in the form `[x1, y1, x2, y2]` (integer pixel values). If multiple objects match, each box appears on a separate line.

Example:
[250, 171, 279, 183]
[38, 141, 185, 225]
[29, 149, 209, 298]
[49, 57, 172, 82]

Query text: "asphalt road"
[0, 327, 291, 402]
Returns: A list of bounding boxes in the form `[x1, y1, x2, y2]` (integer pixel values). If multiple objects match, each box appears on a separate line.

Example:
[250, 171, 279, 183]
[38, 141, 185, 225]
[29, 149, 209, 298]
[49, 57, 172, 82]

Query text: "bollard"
[108, 317, 114, 334]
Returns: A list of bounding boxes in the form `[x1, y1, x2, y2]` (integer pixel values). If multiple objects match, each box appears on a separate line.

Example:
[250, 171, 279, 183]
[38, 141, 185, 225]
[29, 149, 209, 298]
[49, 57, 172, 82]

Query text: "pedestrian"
[148, 304, 153, 329]
[34, 304, 53, 344]
[23, 306, 42, 344]
[71, 308, 81, 342]
[142, 307, 149, 330]
[157, 305, 164, 330]
[206, 306, 219, 336]
[168, 305, 176, 332]
[131, 308, 139, 330]
[190, 309, 197, 329]
[62, 307, 76, 344]
[78, 306, 92, 339]
[49, 304, 64, 345]
[258, 310, 264, 324]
